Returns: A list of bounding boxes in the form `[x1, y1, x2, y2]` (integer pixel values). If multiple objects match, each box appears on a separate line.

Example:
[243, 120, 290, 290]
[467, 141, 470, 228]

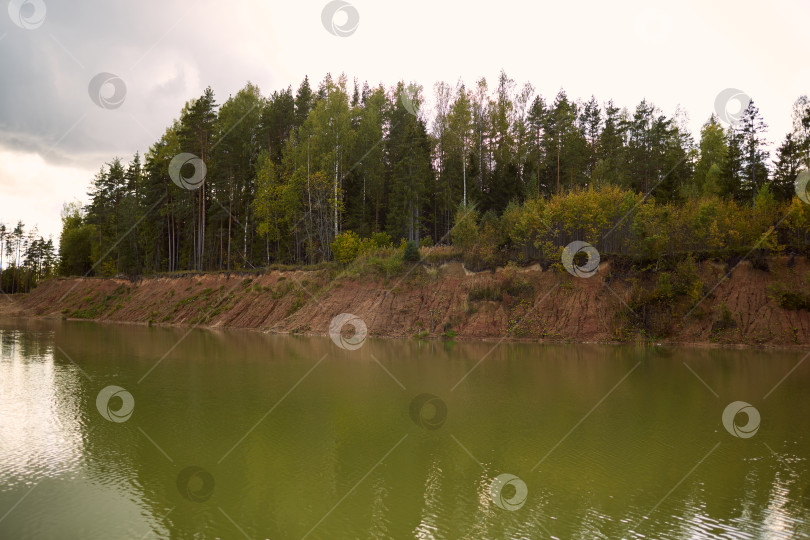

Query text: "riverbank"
[3, 256, 810, 347]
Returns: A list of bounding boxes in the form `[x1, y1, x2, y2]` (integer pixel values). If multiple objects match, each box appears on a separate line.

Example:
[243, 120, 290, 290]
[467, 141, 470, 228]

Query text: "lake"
[1, 317, 809, 539]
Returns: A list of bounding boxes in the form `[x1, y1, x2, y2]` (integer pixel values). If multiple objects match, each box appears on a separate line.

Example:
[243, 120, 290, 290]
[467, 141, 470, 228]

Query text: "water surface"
[1, 318, 809, 539]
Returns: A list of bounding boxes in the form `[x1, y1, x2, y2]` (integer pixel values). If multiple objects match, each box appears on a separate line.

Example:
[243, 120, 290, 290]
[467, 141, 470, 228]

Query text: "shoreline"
[4, 256, 810, 350]
[1, 311, 807, 352]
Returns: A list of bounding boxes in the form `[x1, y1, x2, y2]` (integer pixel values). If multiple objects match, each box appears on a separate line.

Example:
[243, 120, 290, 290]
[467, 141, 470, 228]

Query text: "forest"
[0, 222, 56, 293]
[40, 71, 810, 278]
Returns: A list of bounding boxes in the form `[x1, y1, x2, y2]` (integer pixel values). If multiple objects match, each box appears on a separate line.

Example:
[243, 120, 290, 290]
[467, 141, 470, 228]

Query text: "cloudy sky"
[1, 0, 808, 242]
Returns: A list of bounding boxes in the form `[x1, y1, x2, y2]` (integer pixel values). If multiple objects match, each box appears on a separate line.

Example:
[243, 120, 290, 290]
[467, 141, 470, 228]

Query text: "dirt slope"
[10, 256, 810, 347]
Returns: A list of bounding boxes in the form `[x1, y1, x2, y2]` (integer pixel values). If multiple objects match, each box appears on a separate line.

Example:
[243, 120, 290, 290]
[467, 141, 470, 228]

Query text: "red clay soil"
[6, 257, 810, 347]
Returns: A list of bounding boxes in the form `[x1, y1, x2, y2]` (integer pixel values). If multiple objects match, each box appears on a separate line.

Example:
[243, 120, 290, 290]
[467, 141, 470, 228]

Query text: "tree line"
[57, 71, 810, 276]
[0, 221, 57, 292]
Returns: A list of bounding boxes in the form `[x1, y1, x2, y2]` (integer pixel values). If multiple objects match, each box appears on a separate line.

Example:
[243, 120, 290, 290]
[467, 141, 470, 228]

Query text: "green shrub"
[368, 232, 392, 249]
[503, 275, 533, 297]
[451, 205, 479, 251]
[285, 292, 307, 315]
[331, 231, 363, 264]
[421, 246, 462, 264]
[403, 241, 421, 262]
[768, 283, 810, 310]
[332, 231, 395, 265]
[654, 272, 674, 301]
[499, 264, 533, 297]
[370, 250, 404, 275]
[672, 255, 702, 300]
[468, 282, 502, 301]
[712, 302, 737, 332]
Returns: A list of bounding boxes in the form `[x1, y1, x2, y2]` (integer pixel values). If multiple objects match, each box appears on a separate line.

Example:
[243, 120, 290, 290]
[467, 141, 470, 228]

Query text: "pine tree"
[526, 95, 547, 196]
[294, 76, 314, 129]
[178, 87, 218, 270]
[692, 115, 728, 196]
[261, 86, 295, 162]
[721, 129, 745, 201]
[485, 70, 519, 212]
[346, 84, 387, 236]
[386, 82, 432, 242]
[580, 96, 602, 180]
[773, 132, 803, 201]
[214, 83, 264, 269]
[738, 100, 770, 206]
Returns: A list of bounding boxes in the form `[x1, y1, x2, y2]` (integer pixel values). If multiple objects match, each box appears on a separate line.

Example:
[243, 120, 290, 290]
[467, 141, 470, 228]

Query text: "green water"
[1, 318, 809, 539]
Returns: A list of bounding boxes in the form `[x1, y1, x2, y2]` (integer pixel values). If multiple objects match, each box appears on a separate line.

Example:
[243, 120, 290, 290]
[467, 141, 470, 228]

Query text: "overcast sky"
[1, 0, 808, 242]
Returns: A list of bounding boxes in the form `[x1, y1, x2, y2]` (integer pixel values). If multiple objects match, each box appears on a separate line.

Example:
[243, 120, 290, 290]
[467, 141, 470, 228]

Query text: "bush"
[403, 241, 421, 262]
[371, 250, 404, 275]
[421, 245, 463, 264]
[451, 205, 479, 251]
[654, 272, 674, 300]
[768, 283, 810, 310]
[468, 282, 502, 301]
[368, 232, 393, 250]
[780, 292, 810, 310]
[672, 255, 702, 301]
[501, 264, 533, 297]
[419, 236, 433, 247]
[331, 231, 363, 264]
[332, 231, 394, 264]
[712, 302, 737, 332]
[486, 185, 801, 263]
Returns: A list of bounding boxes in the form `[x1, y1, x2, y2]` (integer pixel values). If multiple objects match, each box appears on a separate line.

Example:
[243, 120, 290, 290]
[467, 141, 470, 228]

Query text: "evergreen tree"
[386, 82, 432, 242]
[51, 73, 808, 273]
[721, 129, 745, 201]
[214, 83, 264, 269]
[580, 96, 602, 180]
[178, 87, 218, 270]
[346, 84, 387, 236]
[773, 132, 803, 201]
[738, 100, 770, 205]
[692, 115, 728, 196]
[294, 76, 314, 128]
[485, 70, 519, 212]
